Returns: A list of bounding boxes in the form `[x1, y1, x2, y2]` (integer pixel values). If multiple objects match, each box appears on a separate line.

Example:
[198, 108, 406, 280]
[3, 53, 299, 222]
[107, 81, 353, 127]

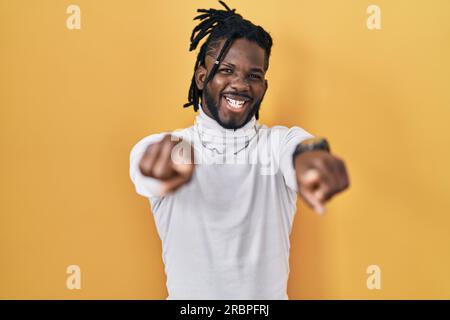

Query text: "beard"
[203, 86, 262, 130]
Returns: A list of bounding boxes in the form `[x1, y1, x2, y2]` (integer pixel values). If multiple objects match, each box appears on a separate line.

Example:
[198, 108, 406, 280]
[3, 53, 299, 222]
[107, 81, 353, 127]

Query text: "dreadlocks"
[183, 0, 273, 120]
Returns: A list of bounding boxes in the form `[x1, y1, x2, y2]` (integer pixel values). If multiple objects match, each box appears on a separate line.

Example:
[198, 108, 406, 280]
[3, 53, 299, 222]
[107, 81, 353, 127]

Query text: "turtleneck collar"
[193, 105, 259, 156]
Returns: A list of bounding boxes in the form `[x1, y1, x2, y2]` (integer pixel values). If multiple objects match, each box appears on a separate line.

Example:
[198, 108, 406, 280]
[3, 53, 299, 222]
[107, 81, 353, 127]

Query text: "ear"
[258, 79, 268, 103]
[195, 65, 208, 90]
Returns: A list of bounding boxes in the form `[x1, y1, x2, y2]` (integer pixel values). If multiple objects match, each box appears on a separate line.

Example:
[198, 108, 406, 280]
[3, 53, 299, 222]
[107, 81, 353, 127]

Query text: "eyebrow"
[220, 62, 265, 74]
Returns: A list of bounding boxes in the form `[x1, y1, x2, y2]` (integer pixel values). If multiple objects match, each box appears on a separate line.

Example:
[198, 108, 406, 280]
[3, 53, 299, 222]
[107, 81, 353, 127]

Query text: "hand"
[294, 150, 350, 215]
[139, 134, 195, 195]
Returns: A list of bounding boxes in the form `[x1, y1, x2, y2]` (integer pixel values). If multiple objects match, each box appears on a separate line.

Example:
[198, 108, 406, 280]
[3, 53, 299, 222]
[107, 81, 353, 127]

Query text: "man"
[130, 1, 349, 300]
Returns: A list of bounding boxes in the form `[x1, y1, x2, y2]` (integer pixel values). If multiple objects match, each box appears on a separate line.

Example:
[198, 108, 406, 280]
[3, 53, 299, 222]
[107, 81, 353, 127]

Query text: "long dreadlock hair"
[183, 0, 273, 120]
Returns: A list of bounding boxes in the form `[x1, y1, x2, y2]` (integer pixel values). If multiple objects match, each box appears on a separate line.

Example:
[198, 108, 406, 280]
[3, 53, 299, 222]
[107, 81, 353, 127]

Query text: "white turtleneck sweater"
[129, 107, 313, 300]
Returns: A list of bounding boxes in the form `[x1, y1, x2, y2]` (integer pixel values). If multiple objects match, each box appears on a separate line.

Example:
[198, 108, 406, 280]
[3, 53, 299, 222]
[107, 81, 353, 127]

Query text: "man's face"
[195, 38, 268, 129]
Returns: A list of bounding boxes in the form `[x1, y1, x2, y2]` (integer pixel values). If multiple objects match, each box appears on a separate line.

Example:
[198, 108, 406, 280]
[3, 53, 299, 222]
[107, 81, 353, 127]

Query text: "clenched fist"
[294, 150, 350, 215]
[139, 135, 195, 195]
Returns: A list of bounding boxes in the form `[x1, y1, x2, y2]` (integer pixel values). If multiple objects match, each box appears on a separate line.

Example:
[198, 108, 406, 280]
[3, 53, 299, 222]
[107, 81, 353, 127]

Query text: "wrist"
[292, 137, 331, 167]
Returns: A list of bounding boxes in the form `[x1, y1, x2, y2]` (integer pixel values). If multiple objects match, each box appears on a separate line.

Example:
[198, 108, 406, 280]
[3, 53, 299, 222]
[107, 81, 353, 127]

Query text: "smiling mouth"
[222, 95, 251, 112]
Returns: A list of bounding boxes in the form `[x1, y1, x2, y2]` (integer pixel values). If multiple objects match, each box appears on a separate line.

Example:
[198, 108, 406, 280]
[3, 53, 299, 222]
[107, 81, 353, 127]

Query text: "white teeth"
[225, 97, 245, 109]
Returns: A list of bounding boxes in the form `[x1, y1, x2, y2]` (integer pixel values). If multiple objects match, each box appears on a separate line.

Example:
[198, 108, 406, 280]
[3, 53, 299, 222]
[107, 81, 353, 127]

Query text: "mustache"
[221, 92, 252, 100]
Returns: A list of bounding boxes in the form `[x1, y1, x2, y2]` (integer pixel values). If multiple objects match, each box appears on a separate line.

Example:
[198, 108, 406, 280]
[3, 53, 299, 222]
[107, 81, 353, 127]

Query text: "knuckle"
[149, 168, 160, 179]
[314, 156, 326, 166]
[343, 179, 350, 189]
[338, 179, 349, 192]
[152, 165, 166, 179]
[139, 161, 150, 176]
[339, 159, 348, 172]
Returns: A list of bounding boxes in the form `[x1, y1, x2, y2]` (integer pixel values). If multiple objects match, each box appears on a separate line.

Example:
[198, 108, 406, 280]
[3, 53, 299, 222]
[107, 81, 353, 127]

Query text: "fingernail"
[304, 170, 317, 180]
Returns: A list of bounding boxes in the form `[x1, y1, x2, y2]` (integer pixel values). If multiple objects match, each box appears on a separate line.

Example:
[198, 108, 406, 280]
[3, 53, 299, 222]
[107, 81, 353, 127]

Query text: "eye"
[249, 73, 262, 80]
[219, 68, 233, 74]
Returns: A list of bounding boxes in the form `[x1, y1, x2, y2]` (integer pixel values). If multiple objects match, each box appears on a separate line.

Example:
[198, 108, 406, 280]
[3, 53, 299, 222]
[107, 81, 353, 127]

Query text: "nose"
[230, 73, 250, 92]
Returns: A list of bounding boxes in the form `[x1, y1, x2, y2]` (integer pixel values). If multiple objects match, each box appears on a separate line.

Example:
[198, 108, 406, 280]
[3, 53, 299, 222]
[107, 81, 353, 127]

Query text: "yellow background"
[1, 0, 449, 299]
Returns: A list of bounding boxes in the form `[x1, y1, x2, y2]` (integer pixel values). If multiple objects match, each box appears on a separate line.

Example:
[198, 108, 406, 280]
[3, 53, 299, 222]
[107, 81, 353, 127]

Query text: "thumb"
[160, 174, 191, 195]
[299, 169, 326, 215]
[301, 169, 321, 187]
